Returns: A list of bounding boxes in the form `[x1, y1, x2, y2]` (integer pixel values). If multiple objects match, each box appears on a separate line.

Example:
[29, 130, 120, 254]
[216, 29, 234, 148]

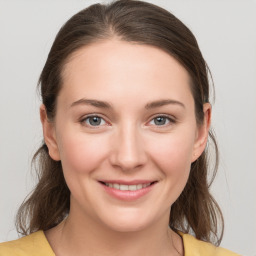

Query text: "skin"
[41, 39, 211, 256]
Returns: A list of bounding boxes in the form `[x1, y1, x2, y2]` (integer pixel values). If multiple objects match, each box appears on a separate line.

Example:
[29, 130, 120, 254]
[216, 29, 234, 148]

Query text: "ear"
[40, 104, 60, 161]
[191, 103, 211, 162]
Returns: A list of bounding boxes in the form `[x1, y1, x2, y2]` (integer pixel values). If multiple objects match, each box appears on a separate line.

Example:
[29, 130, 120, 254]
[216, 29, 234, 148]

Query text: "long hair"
[16, 0, 224, 245]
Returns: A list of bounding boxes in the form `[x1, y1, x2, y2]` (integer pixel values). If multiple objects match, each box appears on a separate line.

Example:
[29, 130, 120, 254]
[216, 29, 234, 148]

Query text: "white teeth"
[129, 185, 137, 191]
[119, 185, 129, 190]
[113, 183, 119, 189]
[105, 182, 152, 191]
[136, 184, 143, 189]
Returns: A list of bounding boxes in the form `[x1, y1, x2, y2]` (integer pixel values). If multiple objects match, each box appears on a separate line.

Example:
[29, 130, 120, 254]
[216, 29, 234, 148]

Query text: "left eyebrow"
[145, 99, 185, 109]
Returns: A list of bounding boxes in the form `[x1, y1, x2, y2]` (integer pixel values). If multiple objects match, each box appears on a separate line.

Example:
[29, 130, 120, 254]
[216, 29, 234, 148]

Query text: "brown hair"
[16, 0, 224, 245]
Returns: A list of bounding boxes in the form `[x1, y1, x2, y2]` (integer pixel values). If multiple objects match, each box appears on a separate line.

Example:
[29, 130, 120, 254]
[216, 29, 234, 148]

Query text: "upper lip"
[99, 180, 157, 185]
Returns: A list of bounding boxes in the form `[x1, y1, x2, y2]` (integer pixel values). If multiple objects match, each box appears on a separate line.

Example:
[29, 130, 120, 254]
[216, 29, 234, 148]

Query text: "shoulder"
[179, 232, 241, 256]
[0, 231, 55, 256]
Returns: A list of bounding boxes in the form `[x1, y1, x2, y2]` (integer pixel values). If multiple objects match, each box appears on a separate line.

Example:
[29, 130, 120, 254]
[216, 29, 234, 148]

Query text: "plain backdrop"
[0, 0, 255, 255]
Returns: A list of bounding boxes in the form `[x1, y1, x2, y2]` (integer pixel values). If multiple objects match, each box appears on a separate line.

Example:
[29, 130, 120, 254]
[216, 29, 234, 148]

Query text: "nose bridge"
[110, 120, 147, 171]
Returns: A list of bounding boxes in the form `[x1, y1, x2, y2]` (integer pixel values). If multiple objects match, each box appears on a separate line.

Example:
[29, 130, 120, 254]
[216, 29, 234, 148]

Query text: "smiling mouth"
[99, 181, 157, 191]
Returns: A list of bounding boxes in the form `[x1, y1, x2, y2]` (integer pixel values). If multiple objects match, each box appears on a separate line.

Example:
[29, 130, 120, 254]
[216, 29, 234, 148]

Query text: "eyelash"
[80, 114, 176, 128]
[80, 115, 108, 128]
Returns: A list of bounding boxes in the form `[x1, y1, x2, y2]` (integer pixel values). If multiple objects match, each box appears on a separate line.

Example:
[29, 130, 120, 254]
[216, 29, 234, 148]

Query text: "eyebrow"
[70, 98, 185, 109]
[145, 99, 185, 109]
[70, 99, 112, 109]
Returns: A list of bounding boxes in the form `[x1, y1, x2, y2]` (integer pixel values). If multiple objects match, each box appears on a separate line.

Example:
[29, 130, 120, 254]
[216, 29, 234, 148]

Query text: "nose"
[109, 123, 148, 172]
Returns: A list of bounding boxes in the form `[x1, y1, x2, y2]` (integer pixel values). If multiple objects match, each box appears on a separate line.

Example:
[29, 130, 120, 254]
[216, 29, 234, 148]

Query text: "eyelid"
[151, 113, 176, 120]
[80, 114, 110, 128]
[147, 114, 177, 127]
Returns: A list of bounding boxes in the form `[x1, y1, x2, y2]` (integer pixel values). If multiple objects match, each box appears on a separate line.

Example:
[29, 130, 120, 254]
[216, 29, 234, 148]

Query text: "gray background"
[0, 0, 255, 255]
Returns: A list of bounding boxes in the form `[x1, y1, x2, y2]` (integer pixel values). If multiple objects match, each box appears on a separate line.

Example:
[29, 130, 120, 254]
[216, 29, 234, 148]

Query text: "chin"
[98, 208, 156, 233]
[105, 220, 148, 233]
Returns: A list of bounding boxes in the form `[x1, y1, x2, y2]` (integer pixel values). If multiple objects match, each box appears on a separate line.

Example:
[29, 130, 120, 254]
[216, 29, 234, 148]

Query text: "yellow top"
[0, 230, 240, 256]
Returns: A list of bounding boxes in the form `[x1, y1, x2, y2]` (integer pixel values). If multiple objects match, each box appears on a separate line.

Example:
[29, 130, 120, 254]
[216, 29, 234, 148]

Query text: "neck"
[45, 203, 183, 256]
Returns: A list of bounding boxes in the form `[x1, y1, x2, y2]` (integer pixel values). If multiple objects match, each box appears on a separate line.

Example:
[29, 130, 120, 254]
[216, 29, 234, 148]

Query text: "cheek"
[149, 131, 195, 172]
[146, 130, 195, 199]
[57, 130, 109, 175]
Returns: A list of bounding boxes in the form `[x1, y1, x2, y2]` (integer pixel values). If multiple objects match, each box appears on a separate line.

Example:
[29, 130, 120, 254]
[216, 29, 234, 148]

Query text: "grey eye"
[85, 116, 106, 126]
[150, 116, 170, 126]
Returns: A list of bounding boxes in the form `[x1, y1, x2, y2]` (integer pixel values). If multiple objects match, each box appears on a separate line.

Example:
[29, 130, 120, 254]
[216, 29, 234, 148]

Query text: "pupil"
[89, 117, 101, 126]
[155, 117, 166, 125]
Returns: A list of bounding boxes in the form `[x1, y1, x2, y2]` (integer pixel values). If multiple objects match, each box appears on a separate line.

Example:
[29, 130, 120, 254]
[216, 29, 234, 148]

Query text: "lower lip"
[99, 182, 156, 201]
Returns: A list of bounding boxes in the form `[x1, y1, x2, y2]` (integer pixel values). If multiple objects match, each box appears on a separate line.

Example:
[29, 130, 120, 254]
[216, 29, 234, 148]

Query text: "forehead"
[59, 39, 193, 107]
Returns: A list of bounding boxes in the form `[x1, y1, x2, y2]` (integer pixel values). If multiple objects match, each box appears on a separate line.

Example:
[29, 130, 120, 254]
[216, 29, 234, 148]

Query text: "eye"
[81, 115, 107, 127]
[149, 115, 174, 126]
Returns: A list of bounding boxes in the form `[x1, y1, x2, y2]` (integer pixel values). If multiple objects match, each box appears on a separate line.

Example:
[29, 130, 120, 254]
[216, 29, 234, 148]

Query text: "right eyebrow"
[70, 98, 113, 109]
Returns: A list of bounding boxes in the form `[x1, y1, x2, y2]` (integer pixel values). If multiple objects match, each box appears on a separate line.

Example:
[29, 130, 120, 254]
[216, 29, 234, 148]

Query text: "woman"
[0, 0, 239, 255]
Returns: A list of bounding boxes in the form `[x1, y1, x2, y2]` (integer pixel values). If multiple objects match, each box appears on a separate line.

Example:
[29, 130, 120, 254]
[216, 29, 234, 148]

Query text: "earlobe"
[191, 103, 211, 162]
[40, 104, 60, 161]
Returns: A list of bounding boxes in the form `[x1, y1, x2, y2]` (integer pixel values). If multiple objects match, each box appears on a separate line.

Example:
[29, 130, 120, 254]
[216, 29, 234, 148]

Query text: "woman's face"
[42, 40, 209, 232]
